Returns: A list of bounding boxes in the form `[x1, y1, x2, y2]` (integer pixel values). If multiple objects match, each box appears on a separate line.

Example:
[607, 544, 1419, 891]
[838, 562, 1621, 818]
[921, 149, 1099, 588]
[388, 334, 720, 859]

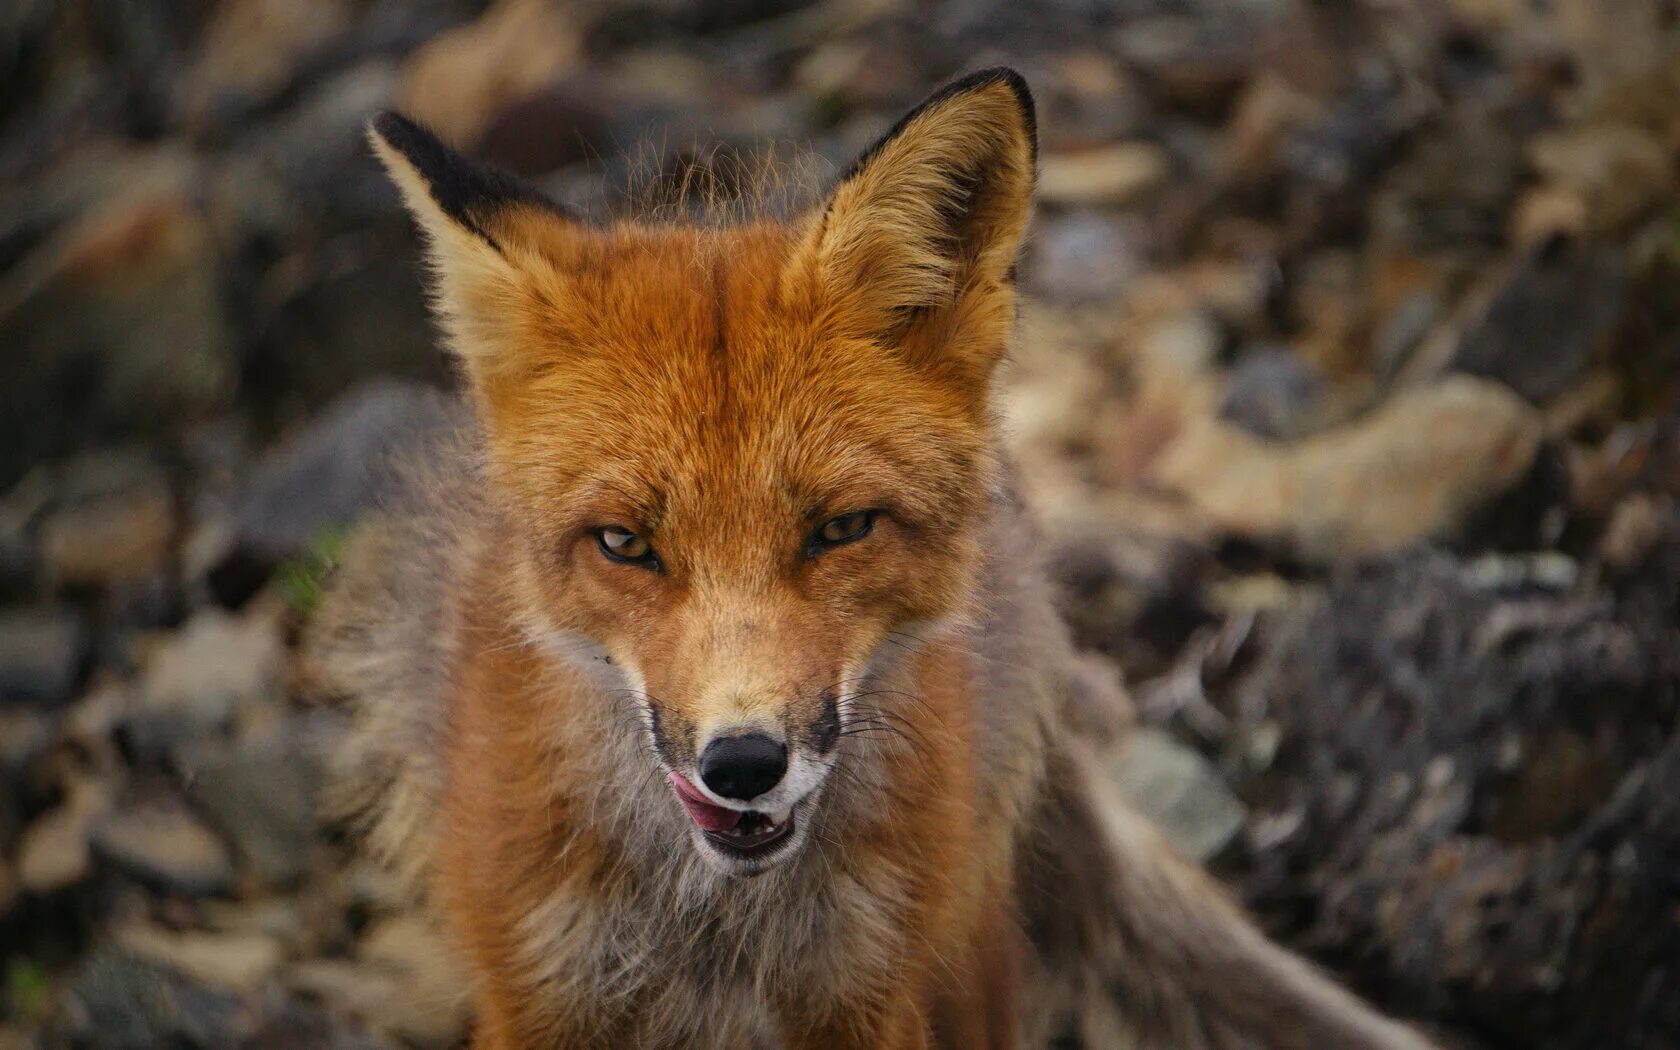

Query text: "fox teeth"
[768, 807, 792, 825]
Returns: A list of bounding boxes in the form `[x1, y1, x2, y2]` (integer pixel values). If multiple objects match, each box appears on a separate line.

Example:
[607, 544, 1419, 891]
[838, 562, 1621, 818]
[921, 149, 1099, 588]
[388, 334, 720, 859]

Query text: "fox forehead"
[481, 221, 993, 540]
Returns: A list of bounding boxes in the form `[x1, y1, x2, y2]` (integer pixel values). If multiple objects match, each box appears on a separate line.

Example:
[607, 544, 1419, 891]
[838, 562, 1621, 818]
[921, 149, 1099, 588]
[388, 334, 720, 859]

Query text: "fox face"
[371, 69, 1036, 874]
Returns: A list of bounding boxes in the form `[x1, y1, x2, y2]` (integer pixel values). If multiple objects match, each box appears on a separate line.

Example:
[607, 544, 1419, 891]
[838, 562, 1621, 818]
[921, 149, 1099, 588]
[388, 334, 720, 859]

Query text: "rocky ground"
[4, 0, 1680, 1047]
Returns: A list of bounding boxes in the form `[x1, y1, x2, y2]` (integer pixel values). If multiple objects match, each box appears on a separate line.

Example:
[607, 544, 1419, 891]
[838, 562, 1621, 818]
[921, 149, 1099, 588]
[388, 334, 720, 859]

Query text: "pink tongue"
[668, 773, 743, 833]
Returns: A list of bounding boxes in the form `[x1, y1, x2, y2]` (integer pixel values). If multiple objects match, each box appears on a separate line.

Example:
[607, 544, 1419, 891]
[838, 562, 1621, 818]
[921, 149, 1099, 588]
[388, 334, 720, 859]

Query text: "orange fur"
[315, 69, 1442, 1050]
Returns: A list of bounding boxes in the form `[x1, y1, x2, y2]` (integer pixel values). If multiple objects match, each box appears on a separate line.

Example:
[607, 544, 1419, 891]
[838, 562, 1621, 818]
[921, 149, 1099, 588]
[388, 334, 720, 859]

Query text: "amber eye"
[595, 526, 657, 567]
[810, 511, 875, 552]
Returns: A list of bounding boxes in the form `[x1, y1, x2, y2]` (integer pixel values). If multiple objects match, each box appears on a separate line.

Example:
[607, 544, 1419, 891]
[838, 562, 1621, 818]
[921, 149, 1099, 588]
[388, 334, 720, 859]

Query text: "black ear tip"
[367, 109, 449, 165]
[368, 109, 410, 144]
[366, 108, 568, 249]
[838, 67, 1038, 184]
[369, 109, 405, 137]
[965, 66, 1033, 107]
[942, 66, 1036, 158]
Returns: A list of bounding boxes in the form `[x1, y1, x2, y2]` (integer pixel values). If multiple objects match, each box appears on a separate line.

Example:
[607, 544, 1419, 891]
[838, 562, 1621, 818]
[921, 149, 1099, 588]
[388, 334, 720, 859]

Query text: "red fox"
[313, 68, 1440, 1049]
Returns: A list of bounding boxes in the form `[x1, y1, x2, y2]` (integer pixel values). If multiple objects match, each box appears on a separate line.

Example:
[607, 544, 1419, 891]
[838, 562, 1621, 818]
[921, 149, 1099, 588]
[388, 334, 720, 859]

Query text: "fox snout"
[646, 677, 843, 871]
[698, 732, 787, 801]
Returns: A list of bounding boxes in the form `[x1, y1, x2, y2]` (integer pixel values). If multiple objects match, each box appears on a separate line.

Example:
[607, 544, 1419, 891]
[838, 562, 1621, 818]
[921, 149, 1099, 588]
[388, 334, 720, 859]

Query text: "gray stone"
[54, 945, 245, 1050]
[0, 607, 85, 706]
[0, 152, 231, 488]
[1026, 211, 1150, 304]
[128, 609, 283, 756]
[1451, 241, 1629, 404]
[1109, 728, 1246, 861]
[114, 925, 284, 990]
[38, 482, 175, 589]
[209, 380, 456, 602]
[1219, 347, 1326, 441]
[181, 725, 325, 888]
[17, 786, 105, 893]
[90, 804, 235, 897]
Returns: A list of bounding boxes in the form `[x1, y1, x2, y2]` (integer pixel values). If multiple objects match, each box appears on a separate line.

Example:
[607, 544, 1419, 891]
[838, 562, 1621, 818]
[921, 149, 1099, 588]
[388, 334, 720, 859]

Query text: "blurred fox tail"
[1018, 739, 1441, 1050]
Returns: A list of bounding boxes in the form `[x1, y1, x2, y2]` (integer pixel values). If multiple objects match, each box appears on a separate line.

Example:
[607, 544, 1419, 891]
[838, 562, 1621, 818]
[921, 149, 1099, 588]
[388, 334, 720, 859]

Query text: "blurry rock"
[181, 726, 324, 888]
[1109, 729, 1246, 862]
[179, 0, 355, 125]
[1377, 287, 1444, 381]
[288, 952, 469, 1050]
[0, 708, 53, 783]
[0, 155, 231, 486]
[794, 38, 923, 112]
[1041, 51, 1148, 147]
[1218, 347, 1326, 440]
[115, 925, 283, 991]
[1528, 123, 1671, 235]
[0, 470, 44, 601]
[1280, 79, 1410, 240]
[1555, 0, 1672, 98]
[472, 74, 625, 177]
[398, 0, 581, 147]
[91, 805, 235, 897]
[1001, 306, 1116, 458]
[1509, 184, 1590, 246]
[1115, 16, 1257, 115]
[1450, 240, 1628, 404]
[0, 608, 85, 706]
[1040, 142, 1169, 206]
[1223, 72, 1320, 187]
[18, 807, 91, 893]
[236, 1004, 402, 1050]
[1598, 493, 1672, 572]
[1154, 377, 1543, 559]
[61, 682, 127, 756]
[39, 483, 174, 590]
[1228, 544, 1680, 1048]
[54, 945, 244, 1050]
[1448, 0, 1526, 31]
[1045, 496, 1216, 683]
[208, 380, 456, 603]
[1373, 112, 1523, 253]
[1141, 308, 1225, 377]
[1088, 309, 1227, 485]
[202, 897, 308, 945]
[133, 609, 283, 747]
[215, 61, 401, 236]
[1541, 368, 1621, 437]
[1290, 248, 1366, 375]
[17, 780, 107, 893]
[1026, 212, 1149, 304]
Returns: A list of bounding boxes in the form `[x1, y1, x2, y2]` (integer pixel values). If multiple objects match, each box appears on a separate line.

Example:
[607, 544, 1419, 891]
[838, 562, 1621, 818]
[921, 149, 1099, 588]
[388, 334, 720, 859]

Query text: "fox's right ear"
[367, 111, 572, 386]
[785, 68, 1036, 397]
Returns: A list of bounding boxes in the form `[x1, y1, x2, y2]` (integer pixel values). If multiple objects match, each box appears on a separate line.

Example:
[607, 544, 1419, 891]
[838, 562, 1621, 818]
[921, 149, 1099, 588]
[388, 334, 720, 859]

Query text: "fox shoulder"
[305, 417, 481, 893]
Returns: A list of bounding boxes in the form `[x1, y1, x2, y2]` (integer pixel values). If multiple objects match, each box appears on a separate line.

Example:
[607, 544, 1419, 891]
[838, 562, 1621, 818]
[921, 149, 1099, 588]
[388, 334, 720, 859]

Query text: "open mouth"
[667, 772, 795, 859]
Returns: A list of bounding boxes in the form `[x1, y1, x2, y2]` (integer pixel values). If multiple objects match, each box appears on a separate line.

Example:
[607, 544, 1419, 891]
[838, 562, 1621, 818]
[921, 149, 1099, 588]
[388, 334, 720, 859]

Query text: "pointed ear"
[367, 111, 572, 388]
[790, 68, 1036, 389]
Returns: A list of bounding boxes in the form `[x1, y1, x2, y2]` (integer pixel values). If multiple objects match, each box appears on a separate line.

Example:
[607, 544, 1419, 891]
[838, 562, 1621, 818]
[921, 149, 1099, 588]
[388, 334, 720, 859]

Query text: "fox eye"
[810, 511, 875, 552]
[595, 526, 657, 567]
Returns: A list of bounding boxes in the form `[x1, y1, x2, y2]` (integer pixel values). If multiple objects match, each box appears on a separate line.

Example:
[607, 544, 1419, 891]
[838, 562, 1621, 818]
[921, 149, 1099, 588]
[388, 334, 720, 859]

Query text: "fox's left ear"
[368, 111, 573, 391]
[790, 68, 1036, 391]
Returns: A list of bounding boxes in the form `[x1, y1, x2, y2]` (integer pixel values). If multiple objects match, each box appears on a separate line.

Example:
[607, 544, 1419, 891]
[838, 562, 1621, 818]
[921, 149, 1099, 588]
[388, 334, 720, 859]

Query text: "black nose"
[698, 733, 787, 801]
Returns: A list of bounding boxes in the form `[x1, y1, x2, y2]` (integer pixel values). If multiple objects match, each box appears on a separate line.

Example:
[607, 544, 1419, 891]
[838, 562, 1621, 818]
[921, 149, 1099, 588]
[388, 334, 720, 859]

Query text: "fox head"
[371, 69, 1036, 875]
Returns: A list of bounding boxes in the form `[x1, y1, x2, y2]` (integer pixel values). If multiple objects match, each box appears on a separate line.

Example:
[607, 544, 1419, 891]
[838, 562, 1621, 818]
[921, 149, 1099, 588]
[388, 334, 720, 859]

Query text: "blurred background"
[3, 0, 1680, 1046]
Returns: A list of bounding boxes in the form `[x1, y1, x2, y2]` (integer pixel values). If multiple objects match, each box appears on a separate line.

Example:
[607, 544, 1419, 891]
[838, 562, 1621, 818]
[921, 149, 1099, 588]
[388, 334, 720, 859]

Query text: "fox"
[310, 68, 1442, 1050]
